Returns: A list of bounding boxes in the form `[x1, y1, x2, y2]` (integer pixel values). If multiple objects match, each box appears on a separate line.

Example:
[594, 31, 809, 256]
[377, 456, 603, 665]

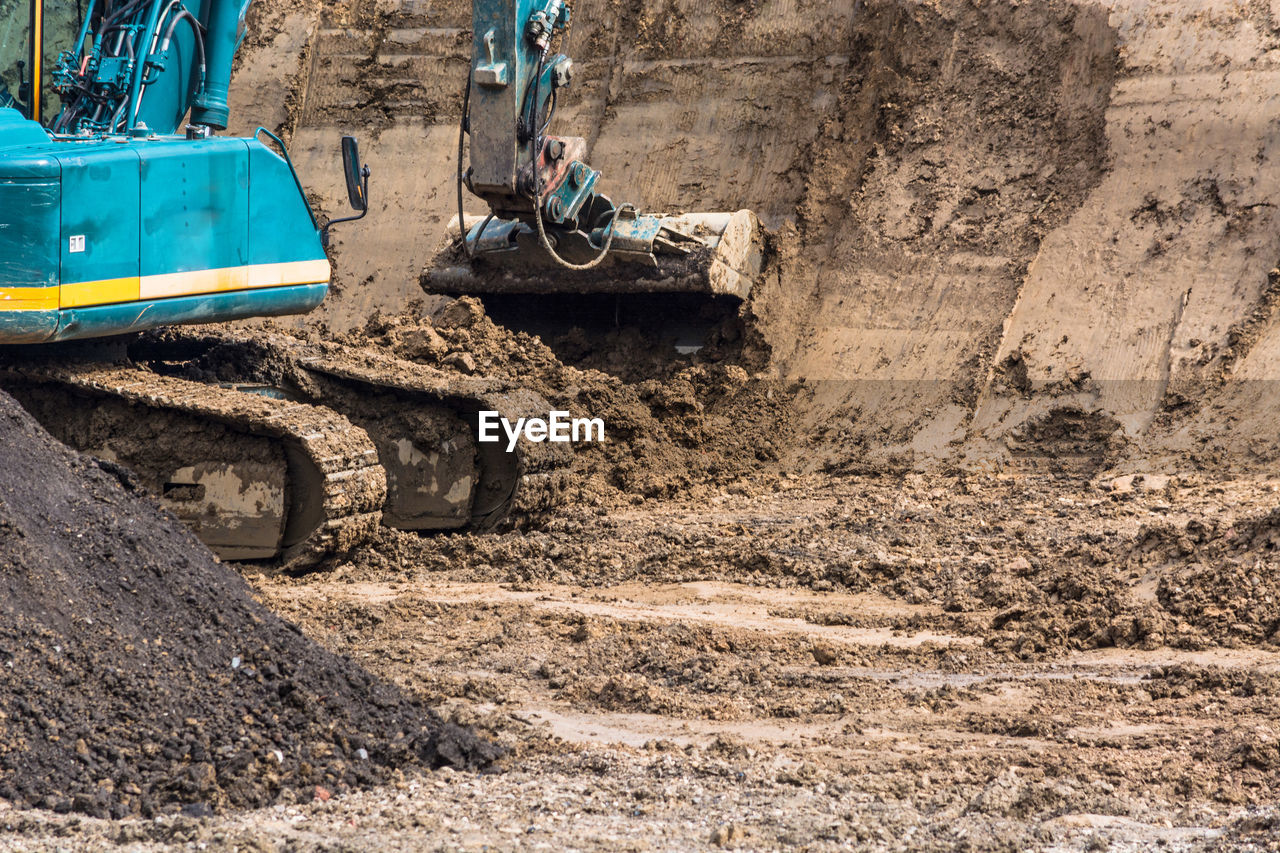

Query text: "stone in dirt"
[710, 823, 749, 847]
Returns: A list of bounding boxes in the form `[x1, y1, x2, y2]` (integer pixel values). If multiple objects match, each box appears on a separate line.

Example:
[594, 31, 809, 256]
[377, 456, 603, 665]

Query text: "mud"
[344, 301, 795, 504]
[9, 473, 1274, 849]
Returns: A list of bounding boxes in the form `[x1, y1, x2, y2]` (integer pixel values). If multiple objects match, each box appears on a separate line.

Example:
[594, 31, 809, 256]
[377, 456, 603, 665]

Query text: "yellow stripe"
[140, 266, 249, 300]
[0, 286, 58, 311]
[60, 276, 139, 308]
[0, 261, 331, 311]
[247, 259, 332, 289]
[138, 260, 331, 301]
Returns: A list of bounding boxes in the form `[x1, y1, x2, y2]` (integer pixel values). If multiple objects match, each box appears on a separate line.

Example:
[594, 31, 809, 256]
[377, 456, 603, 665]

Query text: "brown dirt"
[10, 0, 1280, 849]
[340, 299, 796, 505]
[247, 0, 1280, 478]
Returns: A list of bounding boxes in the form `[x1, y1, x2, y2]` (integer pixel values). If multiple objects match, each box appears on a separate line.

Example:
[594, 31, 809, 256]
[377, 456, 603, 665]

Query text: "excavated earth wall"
[231, 0, 1280, 479]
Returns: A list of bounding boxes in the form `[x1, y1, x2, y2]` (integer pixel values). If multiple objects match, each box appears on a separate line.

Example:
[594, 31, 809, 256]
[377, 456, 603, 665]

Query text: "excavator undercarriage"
[0, 333, 569, 569]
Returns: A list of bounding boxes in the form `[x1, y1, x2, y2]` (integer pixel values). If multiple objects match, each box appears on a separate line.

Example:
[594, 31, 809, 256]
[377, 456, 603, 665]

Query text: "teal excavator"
[0, 0, 341, 341]
[0, 0, 762, 566]
[0, 0, 567, 568]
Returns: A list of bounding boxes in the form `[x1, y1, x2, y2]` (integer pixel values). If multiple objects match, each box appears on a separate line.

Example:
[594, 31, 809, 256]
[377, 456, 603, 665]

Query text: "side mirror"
[341, 136, 368, 212]
[323, 136, 371, 247]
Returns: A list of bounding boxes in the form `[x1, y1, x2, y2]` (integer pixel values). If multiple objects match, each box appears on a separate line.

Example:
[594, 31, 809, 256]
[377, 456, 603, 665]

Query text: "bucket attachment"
[423, 209, 765, 301]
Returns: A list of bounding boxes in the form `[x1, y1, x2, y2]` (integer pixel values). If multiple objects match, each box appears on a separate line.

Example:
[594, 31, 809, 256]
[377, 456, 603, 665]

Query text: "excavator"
[0, 0, 763, 567]
[0, 0, 567, 568]
[423, 0, 767, 333]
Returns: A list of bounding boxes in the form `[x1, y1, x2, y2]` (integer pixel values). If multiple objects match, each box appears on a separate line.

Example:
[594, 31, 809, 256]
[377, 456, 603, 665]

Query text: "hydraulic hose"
[455, 75, 494, 258]
[524, 49, 621, 271]
[532, 184, 630, 271]
[133, 3, 205, 128]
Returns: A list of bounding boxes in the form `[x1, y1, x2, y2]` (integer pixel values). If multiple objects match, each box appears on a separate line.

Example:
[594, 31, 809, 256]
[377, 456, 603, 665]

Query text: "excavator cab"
[0, 0, 362, 345]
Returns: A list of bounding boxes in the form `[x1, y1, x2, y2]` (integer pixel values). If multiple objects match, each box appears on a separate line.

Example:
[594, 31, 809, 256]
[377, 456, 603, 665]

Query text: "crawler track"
[0, 360, 385, 569]
[0, 331, 570, 568]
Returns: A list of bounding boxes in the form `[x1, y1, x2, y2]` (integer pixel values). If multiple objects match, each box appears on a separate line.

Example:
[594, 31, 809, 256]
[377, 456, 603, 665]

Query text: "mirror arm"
[322, 166, 370, 249]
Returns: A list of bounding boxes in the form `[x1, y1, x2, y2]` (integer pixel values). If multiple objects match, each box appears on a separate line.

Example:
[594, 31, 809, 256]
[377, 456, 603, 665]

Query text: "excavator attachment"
[425, 209, 765, 301]
[423, 0, 766, 311]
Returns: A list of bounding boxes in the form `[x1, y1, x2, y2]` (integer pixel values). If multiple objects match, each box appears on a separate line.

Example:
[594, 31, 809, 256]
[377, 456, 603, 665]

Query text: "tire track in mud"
[252, 557, 1280, 850]
[273, 580, 987, 648]
[266, 575, 1280, 745]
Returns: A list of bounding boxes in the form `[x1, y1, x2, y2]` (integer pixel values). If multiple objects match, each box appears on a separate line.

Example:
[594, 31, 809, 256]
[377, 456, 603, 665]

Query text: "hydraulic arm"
[45, 0, 246, 136]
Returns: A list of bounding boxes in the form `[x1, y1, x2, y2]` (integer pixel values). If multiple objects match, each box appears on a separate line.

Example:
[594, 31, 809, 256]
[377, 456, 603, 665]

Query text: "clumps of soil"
[0, 391, 497, 818]
[347, 298, 796, 504]
[1129, 510, 1280, 645]
[1004, 406, 1127, 473]
[799, 0, 1114, 256]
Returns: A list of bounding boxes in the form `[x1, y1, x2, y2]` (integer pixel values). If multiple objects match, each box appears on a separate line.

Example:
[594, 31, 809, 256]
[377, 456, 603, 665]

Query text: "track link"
[0, 330, 571, 568]
[288, 344, 572, 528]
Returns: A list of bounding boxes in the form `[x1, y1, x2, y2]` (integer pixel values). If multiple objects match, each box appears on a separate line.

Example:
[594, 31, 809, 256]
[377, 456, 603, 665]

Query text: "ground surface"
[0, 393, 496, 822]
[7, 0, 1280, 850]
[5, 475, 1280, 850]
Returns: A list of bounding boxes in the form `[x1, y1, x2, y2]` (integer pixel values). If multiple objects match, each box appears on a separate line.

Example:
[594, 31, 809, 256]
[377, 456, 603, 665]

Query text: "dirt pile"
[0, 391, 496, 818]
[344, 299, 795, 503]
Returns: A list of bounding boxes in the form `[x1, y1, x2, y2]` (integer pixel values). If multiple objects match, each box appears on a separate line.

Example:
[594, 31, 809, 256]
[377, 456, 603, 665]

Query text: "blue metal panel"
[0, 108, 51, 149]
[246, 140, 326, 265]
[139, 137, 249, 276]
[0, 176, 59, 289]
[0, 127, 329, 344]
[50, 284, 327, 341]
[58, 145, 141, 287]
[0, 311, 59, 343]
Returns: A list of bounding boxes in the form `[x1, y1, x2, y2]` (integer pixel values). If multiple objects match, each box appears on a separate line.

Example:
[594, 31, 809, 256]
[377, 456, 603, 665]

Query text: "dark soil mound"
[0, 391, 497, 818]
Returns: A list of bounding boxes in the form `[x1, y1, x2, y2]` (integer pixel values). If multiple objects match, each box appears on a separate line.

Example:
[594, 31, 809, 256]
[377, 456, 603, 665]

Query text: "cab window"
[0, 0, 82, 124]
[0, 0, 32, 114]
